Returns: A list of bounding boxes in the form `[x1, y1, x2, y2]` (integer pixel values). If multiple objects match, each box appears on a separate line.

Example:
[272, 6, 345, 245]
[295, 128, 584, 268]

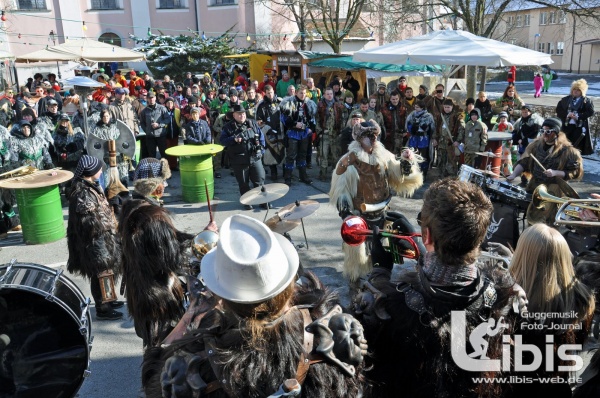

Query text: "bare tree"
[251, 0, 367, 53]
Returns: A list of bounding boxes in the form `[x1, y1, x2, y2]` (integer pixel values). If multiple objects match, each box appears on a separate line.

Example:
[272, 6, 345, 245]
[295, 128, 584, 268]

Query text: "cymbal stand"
[299, 218, 309, 249]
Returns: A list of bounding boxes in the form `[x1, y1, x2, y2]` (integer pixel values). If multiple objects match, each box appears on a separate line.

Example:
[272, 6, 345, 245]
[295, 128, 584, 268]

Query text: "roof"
[291, 19, 374, 43]
[309, 56, 441, 73]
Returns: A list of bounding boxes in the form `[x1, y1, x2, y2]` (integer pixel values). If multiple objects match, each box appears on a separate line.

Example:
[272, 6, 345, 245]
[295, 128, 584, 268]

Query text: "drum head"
[0, 263, 90, 398]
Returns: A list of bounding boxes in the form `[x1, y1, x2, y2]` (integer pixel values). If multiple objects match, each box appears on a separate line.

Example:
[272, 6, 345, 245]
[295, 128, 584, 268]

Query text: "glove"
[370, 226, 394, 271]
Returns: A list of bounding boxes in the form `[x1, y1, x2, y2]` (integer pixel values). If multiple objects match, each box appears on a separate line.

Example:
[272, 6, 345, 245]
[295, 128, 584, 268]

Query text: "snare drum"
[486, 180, 532, 210]
[458, 165, 488, 188]
[0, 262, 92, 397]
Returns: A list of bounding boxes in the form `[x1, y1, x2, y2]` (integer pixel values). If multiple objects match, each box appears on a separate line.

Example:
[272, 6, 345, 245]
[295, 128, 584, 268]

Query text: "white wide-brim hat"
[201, 214, 299, 304]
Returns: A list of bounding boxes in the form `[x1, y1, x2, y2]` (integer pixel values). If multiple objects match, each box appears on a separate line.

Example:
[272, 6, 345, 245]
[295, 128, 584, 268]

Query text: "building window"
[17, 0, 47, 9]
[507, 16, 514, 26]
[538, 42, 545, 52]
[548, 42, 554, 54]
[558, 10, 567, 23]
[91, 0, 119, 9]
[556, 42, 564, 55]
[209, 0, 237, 6]
[159, 0, 185, 8]
[524, 14, 530, 26]
[516, 15, 522, 27]
[98, 32, 122, 47]
[549, 11, 556, 24]
[539, 12, 547, 25]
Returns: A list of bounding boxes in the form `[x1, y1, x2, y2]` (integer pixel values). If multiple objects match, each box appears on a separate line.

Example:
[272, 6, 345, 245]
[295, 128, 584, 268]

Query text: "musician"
[506, 117, 583, 226]
[329, 119, 423, 281]
[220, 104, 266, 210]
[141, 214, 368, 397]
[67, 155, 124, 321]
[556, 78, 595, 155]
[255, 85, 284, 181]
[0, 125, 20, 237]
[354, 178, 521, 397]
[280, 84, 317, 185]
[119, 198, 193, 348]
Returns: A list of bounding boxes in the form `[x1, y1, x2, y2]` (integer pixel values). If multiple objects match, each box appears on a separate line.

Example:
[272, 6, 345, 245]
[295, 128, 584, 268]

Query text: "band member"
[141, 214, 368, 397]
[436, 98, 464, 177]
[329, 120, 423, 281]
[507, 117, 583, 226]
[455, 108, 488, 168]
[256, 85, 284, 181]
[220, 104, 266, 210]
[354, 178, 521, 397]
[316, 87, 345, 181]
[67, 155, 124, 321]
[280, 84, 317, 185]
[556, 79, 595, 155]
[119, 199, 193, 347]
[405, 100, 435, 178]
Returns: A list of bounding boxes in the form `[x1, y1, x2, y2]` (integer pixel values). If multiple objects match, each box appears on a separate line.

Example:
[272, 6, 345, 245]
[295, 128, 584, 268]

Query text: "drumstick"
[204, 179, 213, 223]
[529, 154, 547, 172]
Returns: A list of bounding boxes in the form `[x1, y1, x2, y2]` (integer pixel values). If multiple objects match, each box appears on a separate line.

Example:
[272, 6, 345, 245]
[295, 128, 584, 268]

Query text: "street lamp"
[49, 30, 61, 79]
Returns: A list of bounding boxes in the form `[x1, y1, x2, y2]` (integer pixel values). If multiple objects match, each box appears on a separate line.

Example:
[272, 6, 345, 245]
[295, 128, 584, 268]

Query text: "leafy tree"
[131, 28, 250, 80]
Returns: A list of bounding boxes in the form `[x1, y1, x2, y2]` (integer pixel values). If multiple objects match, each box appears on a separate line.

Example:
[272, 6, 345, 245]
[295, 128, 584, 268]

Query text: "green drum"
[166, 144, 223, 204]
[180, 155, 214, 203]
[15, 185, 65, 244]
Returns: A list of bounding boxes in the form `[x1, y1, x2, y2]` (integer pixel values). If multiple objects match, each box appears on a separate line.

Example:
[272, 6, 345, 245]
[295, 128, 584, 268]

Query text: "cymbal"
[240, 183, 289, 205]
[264, 215, 301, 234]
[475, 151, 501, 158]
[279, 200, 320, 220]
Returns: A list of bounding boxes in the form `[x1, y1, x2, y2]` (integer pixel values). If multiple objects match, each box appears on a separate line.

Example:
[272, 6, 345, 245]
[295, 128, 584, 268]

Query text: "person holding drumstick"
[506, 117, 583, 225]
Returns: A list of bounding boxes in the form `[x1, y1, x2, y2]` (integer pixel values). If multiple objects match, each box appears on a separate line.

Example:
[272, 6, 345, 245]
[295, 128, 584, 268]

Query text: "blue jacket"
[183, 119, 211, 145]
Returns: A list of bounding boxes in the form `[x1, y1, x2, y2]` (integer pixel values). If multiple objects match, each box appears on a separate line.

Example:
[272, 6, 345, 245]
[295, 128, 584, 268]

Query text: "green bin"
[15, 185, 65, 244]
[179, 155, 214, 203]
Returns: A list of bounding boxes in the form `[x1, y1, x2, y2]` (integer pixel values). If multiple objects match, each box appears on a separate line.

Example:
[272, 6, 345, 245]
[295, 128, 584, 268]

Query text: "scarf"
[421, 252, 479, 287]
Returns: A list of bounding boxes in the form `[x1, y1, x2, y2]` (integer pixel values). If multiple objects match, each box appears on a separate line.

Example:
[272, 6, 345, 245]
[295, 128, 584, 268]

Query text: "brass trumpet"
[532, 184, 600, 227]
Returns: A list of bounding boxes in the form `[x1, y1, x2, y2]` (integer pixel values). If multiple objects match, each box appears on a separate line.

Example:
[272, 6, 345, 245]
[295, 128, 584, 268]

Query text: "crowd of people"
[0, 64, 599, 398]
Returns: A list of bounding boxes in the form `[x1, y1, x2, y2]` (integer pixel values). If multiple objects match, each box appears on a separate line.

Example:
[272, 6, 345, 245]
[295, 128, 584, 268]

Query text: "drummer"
[220, 104, 267, 210]
[506, 117, 583, 226]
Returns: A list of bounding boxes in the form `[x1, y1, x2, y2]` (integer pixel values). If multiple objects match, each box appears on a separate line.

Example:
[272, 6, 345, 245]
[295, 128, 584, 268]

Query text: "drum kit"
[0, 260, 91, 397]
[239, 183, 320, 249]
[458, 164, 531, 211]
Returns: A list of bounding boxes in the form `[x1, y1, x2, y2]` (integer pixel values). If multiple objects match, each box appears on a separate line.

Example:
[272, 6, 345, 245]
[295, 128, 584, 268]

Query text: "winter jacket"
[140, 103, 170, 137]
[183, 119, 211, 145]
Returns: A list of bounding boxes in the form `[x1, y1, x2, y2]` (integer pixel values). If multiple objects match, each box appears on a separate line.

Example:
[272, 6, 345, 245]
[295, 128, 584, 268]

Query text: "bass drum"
[0, 262, 91, 398]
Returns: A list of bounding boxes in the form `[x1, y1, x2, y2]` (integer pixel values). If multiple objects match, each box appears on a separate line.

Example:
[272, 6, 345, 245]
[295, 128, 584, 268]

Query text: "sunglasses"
[436, 90, 444, 94]
[542, 129, 557, 135]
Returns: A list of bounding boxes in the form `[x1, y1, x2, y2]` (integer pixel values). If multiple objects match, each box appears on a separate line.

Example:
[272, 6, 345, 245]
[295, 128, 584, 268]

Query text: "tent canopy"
[16, 38, 145, 64]
[353, 29, 553, 67]
[309, 56, 441, 77]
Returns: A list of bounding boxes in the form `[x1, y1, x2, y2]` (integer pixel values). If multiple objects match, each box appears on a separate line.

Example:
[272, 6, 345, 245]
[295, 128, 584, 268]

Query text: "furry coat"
[329, 140, 423, 281]
[119, 199, 194, 347]
[67, 178, 122, 279]
[141, 272, 368, 398]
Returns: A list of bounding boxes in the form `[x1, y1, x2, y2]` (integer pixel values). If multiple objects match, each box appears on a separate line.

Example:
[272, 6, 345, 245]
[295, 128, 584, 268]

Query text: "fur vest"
[67, 178, 121, 279]
[141, 272, 368, 398]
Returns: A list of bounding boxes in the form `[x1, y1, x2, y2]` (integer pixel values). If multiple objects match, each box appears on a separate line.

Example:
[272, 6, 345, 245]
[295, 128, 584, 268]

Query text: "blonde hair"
[571, 79, 588, 96]
[510, 224, 595, 319]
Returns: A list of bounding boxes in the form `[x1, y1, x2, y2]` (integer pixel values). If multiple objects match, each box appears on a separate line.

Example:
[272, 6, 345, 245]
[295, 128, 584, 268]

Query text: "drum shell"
[179, 154, 214, 203]
[458, 165, 488, 188]
[15, 185, 66, 245]
[0, 262, 91, 397]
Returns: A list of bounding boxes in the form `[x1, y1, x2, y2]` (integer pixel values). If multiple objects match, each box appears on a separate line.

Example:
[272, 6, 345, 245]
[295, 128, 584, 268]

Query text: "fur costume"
[91, 119, 130, 183]
[329, 121, 423, 281]
[119, 200, 194, 347]
[556, 80, 595, 155]
[67, 178, 121, 279]
[133, 158, 171, 198]
[141, 272, 368, 398]
[518, 133, 583, 224]
[356, 255, 519, 398]
[8, 122, 53, 170]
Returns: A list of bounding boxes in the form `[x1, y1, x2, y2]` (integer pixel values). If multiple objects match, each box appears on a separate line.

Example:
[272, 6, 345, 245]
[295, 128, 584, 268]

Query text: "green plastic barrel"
[179, 155, 214, 203]
[15, 185, 65, 244]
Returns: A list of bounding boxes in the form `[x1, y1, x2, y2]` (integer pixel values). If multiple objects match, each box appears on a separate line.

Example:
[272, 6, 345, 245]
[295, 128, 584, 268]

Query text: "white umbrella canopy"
[353, 29, 553, 67]
[16, 37, 145, 64]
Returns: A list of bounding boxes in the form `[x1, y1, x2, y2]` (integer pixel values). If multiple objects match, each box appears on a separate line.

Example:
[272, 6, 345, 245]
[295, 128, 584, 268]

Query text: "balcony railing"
[17, 0, 47, 10]
[159, 0, 185, 8]
[91, 0, 120, 10]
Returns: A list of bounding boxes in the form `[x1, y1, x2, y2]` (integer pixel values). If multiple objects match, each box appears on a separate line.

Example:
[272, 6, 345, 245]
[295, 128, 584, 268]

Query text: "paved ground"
[0, 88, 599, 397]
